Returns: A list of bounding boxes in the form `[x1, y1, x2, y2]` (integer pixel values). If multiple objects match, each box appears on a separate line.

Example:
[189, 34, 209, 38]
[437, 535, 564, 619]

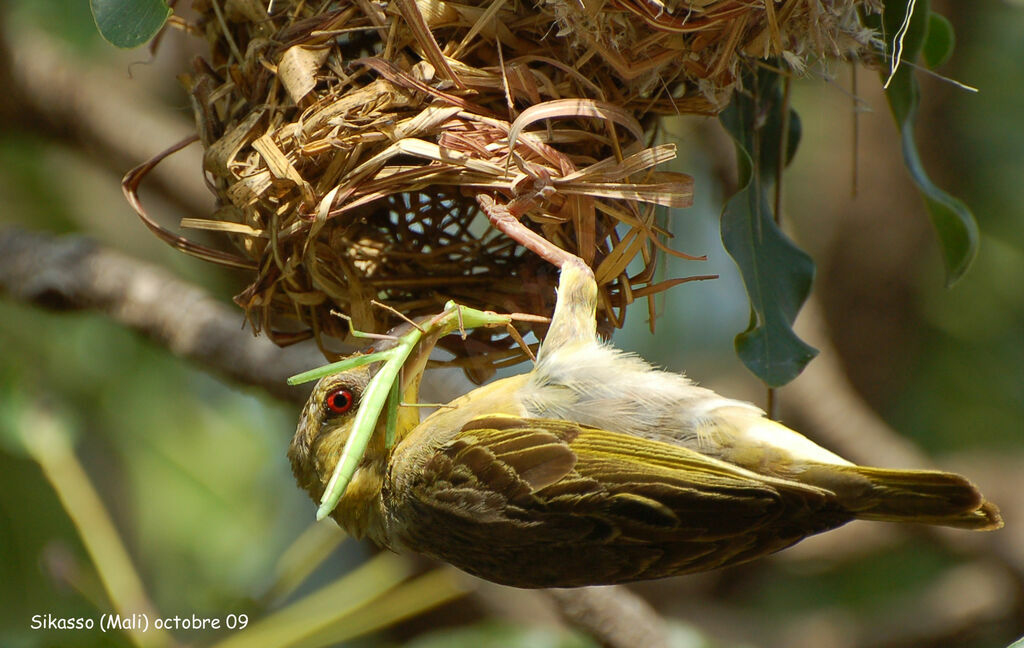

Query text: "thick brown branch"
[0, 227, 320, 402]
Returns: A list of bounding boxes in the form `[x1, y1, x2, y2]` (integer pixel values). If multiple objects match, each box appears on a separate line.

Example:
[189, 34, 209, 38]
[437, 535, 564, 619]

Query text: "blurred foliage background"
[0, 1, 1022, 647]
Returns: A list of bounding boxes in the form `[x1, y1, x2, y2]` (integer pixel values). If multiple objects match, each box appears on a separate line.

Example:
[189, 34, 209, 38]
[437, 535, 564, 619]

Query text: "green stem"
[21, 408, 176, 648]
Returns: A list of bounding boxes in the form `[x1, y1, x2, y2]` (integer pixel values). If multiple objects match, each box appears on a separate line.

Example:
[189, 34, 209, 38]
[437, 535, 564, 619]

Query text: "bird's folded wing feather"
[394, 414, 851, 546]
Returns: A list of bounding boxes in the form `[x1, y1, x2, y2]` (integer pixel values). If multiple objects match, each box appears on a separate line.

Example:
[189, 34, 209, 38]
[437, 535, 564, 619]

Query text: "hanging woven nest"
[133, 0, 880, 373]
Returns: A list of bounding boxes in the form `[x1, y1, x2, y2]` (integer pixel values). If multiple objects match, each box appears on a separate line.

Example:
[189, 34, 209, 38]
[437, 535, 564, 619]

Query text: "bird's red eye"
[325, 387, 355, 414]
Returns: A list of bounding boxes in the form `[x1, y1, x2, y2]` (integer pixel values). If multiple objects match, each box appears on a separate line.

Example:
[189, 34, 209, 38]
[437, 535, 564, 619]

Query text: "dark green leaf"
[901, 125, 979, 281]
[719, 69, 818, 387]
[90, 0, 171, 49]
[923, 12, 955, 68]
[877, 0, 979, 285]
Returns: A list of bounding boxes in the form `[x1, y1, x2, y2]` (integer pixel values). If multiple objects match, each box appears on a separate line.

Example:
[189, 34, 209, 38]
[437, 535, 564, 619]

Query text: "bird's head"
[289, 367, 387, 537]
[288, 326, 437, 538]
[290, 367, 371, 497]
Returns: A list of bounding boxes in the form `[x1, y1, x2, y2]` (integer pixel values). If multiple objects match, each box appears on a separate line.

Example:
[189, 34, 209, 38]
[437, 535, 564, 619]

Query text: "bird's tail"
[798, 465, 1003, 531]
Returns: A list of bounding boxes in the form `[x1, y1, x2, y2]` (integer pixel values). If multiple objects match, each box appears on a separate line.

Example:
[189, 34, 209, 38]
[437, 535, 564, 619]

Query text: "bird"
[289, 259, 1002, 588]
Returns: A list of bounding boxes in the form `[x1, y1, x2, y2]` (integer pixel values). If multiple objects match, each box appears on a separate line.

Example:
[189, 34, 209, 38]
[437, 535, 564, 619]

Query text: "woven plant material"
[164, 0, 879, 370]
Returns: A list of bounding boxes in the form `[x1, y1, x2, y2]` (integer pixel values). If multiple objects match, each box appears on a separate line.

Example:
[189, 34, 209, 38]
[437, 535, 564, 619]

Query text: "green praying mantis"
[288, 301, 540, 521]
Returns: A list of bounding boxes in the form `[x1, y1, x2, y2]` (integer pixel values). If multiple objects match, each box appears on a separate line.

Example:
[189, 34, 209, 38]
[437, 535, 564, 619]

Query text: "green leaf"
[923, 12, 955, 68]
[90, 0, 171, 49]
[898, 112, 979, 282]
[719, 69, 818, 387]
[873, 0, 979, 285]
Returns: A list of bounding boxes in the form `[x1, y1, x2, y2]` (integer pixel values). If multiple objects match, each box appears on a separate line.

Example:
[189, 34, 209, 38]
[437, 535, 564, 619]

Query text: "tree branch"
[544, 587, 671, 648]
[0, 227, 320, 402]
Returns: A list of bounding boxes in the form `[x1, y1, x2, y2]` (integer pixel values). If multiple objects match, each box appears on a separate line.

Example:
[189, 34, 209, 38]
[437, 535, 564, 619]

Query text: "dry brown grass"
[127, 0, 880, 372]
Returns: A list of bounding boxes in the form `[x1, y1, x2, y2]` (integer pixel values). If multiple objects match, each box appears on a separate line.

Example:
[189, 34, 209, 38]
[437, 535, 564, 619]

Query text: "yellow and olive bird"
[289, 260, 1001, 588]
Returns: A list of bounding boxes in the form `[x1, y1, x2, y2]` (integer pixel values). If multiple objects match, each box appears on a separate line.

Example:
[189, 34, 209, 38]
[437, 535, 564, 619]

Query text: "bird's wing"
[388, 414, 852, 587]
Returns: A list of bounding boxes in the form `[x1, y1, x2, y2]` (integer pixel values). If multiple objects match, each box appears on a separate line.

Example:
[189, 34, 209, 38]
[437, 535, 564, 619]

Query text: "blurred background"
[1, 1, 1021, 647]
